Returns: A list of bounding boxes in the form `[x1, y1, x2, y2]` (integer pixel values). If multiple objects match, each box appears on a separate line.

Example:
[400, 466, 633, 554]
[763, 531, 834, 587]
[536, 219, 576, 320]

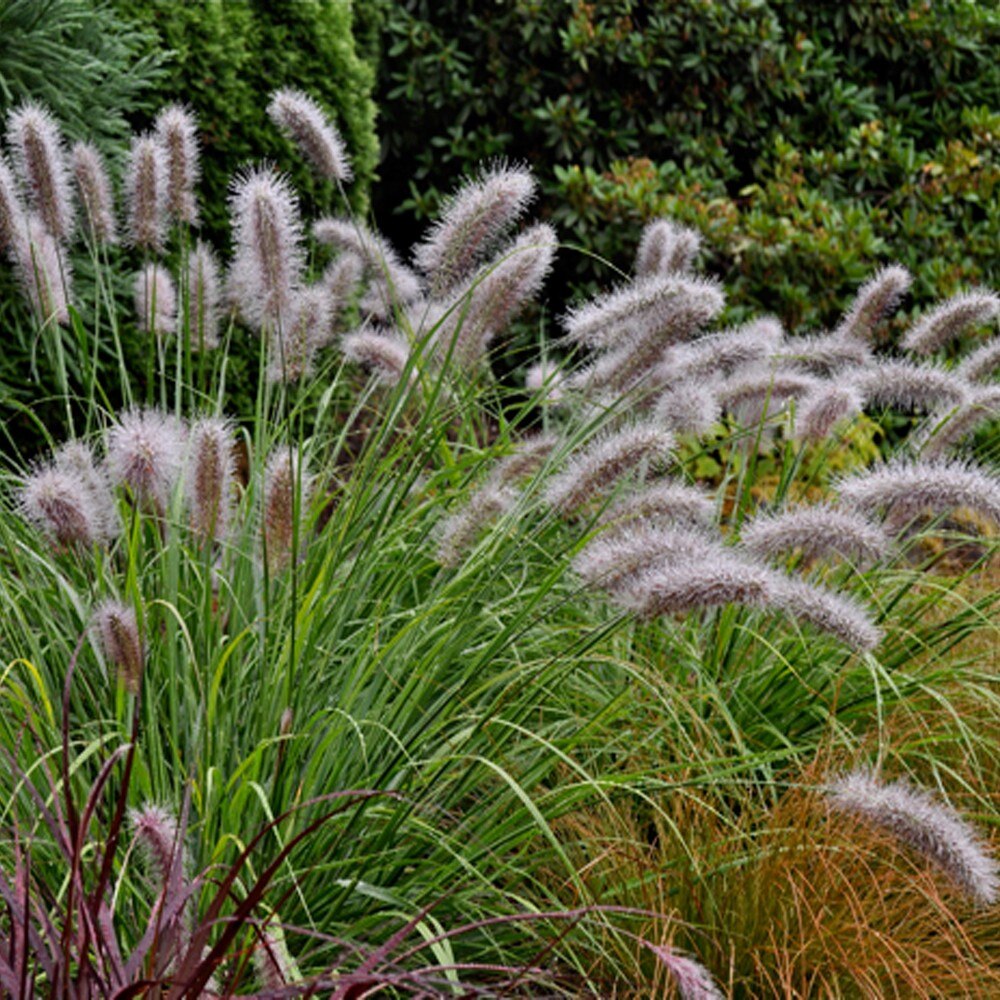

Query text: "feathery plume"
[413, 164, 536, 295]
[0, 153, 25, 251]
[525, 360, 565, 403]
[262, 447, 312, 575]
[742, 504, 888, 567]
[154, 104, 199, 225]
[855, 359, 968, 412]
[572, 523, 707, 591]
[53, 440, 118, 541]
[324, 252, 363, 316]
[719, 367, 819, 424]
[795, 384, 863, 442]
[186, 417, 235, 544]
[827, 770, 998, 907]
[835, 264, 911, 342]
[659, 317, 783, 384]
[837, 458, 1000, 528]
[914, 385, 1000, 459]
[545, 423, 674, 515]
[780, 331, 871, 375]
[490, 434, 559, 485]
[19, 457, 107, 549]
[902, 289, 1000, 355]
[655, 383, 722, 436]
[6, 101, 74, 242]
[11, 214, 71, 324]
[634, 218, 702, 278]
[436, 484, 517, 567]
[93, 599, 144, 693]
[125, 133, 165, 252]
[957, 337, 1000, 384]
[71, 141, 117, 244]
[228, 167, 304, 330]
[134, 264, 177, 337]
[341, 329, 411, 385]
[267, 88, 352, 183]
[267, 285, 329, 383]
[106, 408, 186, 516]
[185, 241, 222, 350]
[129, 802, 182, 889]
[770, 576, 881, 651]
[651, 947, 725, 1000]
[563, 274, 724, 350]
[598, 481, 715, 532]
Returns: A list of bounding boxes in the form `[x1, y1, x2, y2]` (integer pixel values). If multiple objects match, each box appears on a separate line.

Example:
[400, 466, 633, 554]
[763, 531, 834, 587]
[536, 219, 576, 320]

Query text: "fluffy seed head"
[341, 329, 411, 385]
[719, 367, 819, 424]
[902, 290, 1000, 355]
[957, 337, 1000, 384]
[837, 458, 1000, 528]
[93, 599, 144, 693]
[154, 104, 199, 225]
[742, 504, 888, 567]
[660, 318, 783, 384]
[267, 285, 329, 383]
[769, 576, 882, 651]
[827, 770, 998, 907]
[651, 947, 725, 1000]
[125, 133, 166, 252]
[855, 359, 968, 413]
[11, 214, 71, 324]
[655, 383, 722, 436]
[19, 460, 105, 549]
[413, 164, 536, 295]
[129, 803, 182, 889]
[53, 440, 118, 541]
[185, 241, 222, 350]
[525, 360, 566, 403]
[917, 386, 1000, 459]
[436, 484, 517, 567]
[573, 523, 707, 591]
[0, 153, 26, 251]
[634, 219, 702, 278]
[228, 167, 304, 330]
[71, 142, 117, 244]
[545, 423, 675, 515]
[490, 434, 560, 485]
[598, 480, 716, 532]
[795, 384, 863, 442]
[134, 264, 177, 337]
[187, 417, 235, 544]
[6, 101, 74, 242]
[780, 331, 872, 375]
[262, 447, 312, 575]
[835, 264, 911, 342]
[106, 408, 186, 516]
[267, 88, 352, 183]
[324, 252, 363, 312]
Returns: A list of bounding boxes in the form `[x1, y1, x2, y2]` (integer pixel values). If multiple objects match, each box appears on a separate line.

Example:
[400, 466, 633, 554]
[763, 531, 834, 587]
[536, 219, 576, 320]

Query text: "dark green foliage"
[375, 0, 1000, 331]
[112, 0, 379, 246]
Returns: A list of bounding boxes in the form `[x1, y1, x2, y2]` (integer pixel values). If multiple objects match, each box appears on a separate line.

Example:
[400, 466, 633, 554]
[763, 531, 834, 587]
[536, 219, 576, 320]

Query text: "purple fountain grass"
[719, 366, 819, 425]
[124, 133, 166, 253]
[93, 599, 144, 693]
[779, 331, 872, 375]
[54, 439, 118, 540]
[634, 218, 702, 278]
[827, 770, 999, 907]
[794, 384, 863, 442]
[185, 241, 222, 350]
[740, 503, 889, 567]
[917, 386, 1000, 459]
[106, 407, 187, 517]
[837, 457, 1000, 528]
[266, 285, 330, 383]
[134, 263, 177, 337]
[341, 328, 412, 385]
[770, 576, 882, 651]
[267, 88, 353, 184]
[651, 946, 726, 1000]
[563, 274, 725, 351]
[6, 101, 74, 243]
[262, 447, 313, 575]
[413, 163, 536, 295]
[525, 360, 566, 403]
[490, 434, 560, 485]
[545, 422, 675, 515]
[660, 317, 784, 383]
[154, 104, 199, 226]
[11, 214, 71, 324]
[655, 382, 722, 435]
[186, 416, 235, 545]
[901, 289, 1000, 355]
[957, 337, 1000, 383]
[19, 459, 105, 549]
[70, 141, 117, 244]
[0, 153, 25, 251]
[598, 480, 715, 531]
[130, 802, 183, 888]
[834, 264, 911, 342]
[324, 251, 363, 306]
[572, 522, 707, 590]
[436, 484, 518, 567]
[855, 359, 969, 412]
[228, 166, 305, 331]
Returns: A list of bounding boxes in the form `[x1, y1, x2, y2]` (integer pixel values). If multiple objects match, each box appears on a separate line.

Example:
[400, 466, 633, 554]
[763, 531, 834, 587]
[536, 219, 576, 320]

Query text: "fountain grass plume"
[228, 166, 305, 330]
[154, 104, 199, 225]
[436, 484, 517, 567]
[267, 88, 352, 184]
[186, 241, 222, 351]
[525, 360, 566, 403]
[106, 407, 186, 517]
[563, 274, 725, 351]
[262, 447, 313, 575]
[324, 251, 363, 309]
[902, 289, 1000, 355]
[266, 285, 330, 383]
[12, 214, 71, 324]
[659, 317, 783, 383]
[855, 359, 968, 412]
[837, 457, 1000, 527]
[93, 599, 144, 693]
[795, 383, 863, 442]
[545, 422, 675, 515]
[827, 770, 998, 907]
[741, 504, 889, 567]
[54, 440, 117, 541]
[187, 416, 235, 545]
[957, 337, 1000, 383]
[780, 331, 871, 375]
[598, 480, 715, 532]
[6, 101, 74, 243]
[634, 218, 702, 278]
[572, 522, 707, 590]
[0, 153, 25, 252]
[125, 133, 166, 253]
[770, 576, 882, 651]
[134, 264, 177, 337]
[655, 382, 722, 436]
[916, 386, 1000, 459]
[71, 142, 116, 244]
[651, 947, 725, 1000]
[835, 264, 911, 342]
[413, 164, 536, 295]
[719, 366, 819, 424]
[341, 329, 411, 385]
[490, 434, 559, 485]
[20, 458, 105, 549]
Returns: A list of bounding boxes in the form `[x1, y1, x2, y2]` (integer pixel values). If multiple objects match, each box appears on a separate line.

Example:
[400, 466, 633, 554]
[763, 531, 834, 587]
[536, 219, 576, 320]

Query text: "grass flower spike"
[341, 329, 411, 385]
[71, 141, 117, 244]
[652, 947, 725, 1000]
[267, 88, 352, 183]
[741, 504, 888, 566]
[902, 289, 1000, 355]
[12, 214, 71, 324]
[106, 408, 186, 517]
[134, 264, 177, 337]
[186, 417, 235, 544]
[0, 153, 25, 251]
[93, 599, 144, 693]
[154, 104, 200, 225]
[185, 241, 222, 350]
[125, 133, 165, 252]
[634, 218, 701, 277]
[835, 263, 911, 341]
[262, 447, 312, 575]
